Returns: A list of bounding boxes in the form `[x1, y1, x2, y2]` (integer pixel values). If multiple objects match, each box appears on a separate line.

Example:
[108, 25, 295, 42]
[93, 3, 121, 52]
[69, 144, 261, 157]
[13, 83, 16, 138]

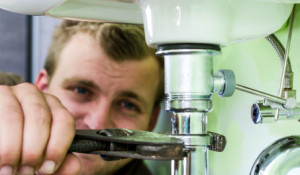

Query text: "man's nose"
[83, 102, 114, 129]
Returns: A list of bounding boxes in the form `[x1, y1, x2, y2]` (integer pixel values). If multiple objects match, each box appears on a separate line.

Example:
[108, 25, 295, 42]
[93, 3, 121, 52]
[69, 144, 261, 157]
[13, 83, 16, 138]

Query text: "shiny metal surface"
[236, 84, 287, 104]
[275, 5, 296, 120]
[70, 129, 184, 160]
[166, 96, 213, 113]
[170, 112, 207, 135]
[171, 147, 209, 175]
[215, 70, 236, 97]
[251, 101, 300, 124]
[170, 112, 209, 175]
[250, 136, 300, 175]
[160, 45, 227, 175]
[161, 45, 214, 175]
[164, 51, 216, 98]
[265, 34, 293, 75]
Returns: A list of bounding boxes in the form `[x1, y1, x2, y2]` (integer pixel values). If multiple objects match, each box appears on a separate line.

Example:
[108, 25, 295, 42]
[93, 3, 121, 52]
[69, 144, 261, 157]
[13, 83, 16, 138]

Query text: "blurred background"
[0, 10, 59, 82]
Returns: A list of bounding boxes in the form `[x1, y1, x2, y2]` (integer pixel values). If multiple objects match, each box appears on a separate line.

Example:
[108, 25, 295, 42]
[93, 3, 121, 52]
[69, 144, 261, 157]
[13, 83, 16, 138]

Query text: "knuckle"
[45, 94, 74, 127]
[29, 103, 51, 124]
[14, 83, 39, 95]
[47, 147, 66, 160]
[1, 105, 23, 122]
[45, 93, 61, 103]
[0, 85, 12, 92]
[21, 149, 43, 166]
[15, 82, 38, 91]
[13, 83, 43, 102]
[54, 109, 75, 128]
[0, 150, 19, 165]
[31, 102, 49, 115]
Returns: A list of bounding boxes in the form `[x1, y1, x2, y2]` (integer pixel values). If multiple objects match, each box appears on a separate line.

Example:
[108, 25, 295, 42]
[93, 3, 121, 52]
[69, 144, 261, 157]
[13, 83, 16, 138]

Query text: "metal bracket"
[171, 132, 226, 152]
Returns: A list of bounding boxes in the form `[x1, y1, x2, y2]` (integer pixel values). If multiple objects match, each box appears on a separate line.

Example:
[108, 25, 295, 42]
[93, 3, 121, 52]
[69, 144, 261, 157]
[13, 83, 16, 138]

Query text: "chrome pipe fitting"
[251, 101, 300, 124]
[251, 136, 300, 175]
[157, 44, 230, 175]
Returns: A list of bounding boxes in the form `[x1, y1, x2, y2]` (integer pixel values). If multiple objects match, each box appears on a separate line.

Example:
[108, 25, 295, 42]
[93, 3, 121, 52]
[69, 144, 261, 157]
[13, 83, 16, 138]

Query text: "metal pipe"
[275, 5, 296, 120]
[251, 101, 300, 124]
[265, 34, 292, 74]
[250, 136, 300, 175]
[236, 84, 287, 104]
[265, 34, 294, 89]
[170, 112, 208, 175]
[159, 44, 220, 175]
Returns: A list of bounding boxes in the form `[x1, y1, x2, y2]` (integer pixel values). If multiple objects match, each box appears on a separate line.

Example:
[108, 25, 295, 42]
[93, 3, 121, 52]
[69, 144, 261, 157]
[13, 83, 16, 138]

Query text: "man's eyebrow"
[62, 78, 100, 90]
[119, 91, 148, 106]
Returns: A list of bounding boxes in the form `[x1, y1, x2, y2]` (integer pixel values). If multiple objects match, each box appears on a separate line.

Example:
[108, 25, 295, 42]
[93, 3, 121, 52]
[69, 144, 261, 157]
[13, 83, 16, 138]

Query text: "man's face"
[39, 32, 160, 174]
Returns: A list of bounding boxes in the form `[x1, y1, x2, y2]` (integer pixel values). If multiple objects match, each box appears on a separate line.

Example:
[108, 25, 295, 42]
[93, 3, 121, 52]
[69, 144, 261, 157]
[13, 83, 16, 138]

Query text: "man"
[0, 20, 164, 175]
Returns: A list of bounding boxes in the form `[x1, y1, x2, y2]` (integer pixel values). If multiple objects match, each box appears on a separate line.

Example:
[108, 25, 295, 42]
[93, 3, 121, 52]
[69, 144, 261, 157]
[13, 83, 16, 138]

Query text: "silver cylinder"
[170, 112, 209, 175]
[251, 101, 300, 124]
[170, 111, 208, 135]
[158, 45, 220, 175]
[164, 51, 214, 98]
[172, 147, 208, 175]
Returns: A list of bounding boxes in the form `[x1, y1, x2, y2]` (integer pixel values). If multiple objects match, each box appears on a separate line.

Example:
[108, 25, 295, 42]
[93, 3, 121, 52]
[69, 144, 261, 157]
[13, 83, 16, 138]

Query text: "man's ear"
[35, 69, 49, 92]
[148, 105, 161, 131]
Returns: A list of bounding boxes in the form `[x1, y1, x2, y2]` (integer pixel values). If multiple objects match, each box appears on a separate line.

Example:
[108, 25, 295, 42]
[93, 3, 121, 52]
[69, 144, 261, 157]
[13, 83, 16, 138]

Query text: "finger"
[38, 94, 75, 174]
[12, 83, 52, 171]
[52, 154, 81, 175]
[0, 85, 23, 174]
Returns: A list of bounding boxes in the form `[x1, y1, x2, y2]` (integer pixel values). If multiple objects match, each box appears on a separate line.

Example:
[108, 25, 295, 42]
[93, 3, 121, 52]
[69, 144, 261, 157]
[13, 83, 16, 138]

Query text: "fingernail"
[0, 165, 13, 175]
[19, 165, 34, 175]
[39, 160, 56, 174]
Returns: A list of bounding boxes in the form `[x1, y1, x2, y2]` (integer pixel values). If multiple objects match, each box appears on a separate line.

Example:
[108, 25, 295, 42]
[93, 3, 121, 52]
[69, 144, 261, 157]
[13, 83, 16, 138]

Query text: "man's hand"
[0, 83, 81, 174]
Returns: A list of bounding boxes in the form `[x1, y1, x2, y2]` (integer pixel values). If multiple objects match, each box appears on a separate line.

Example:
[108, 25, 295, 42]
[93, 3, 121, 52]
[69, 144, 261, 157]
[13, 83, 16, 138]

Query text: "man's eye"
[116, 101, 141, 113]
[121, 101, 136, 110]
[74, 87, 89, 95]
